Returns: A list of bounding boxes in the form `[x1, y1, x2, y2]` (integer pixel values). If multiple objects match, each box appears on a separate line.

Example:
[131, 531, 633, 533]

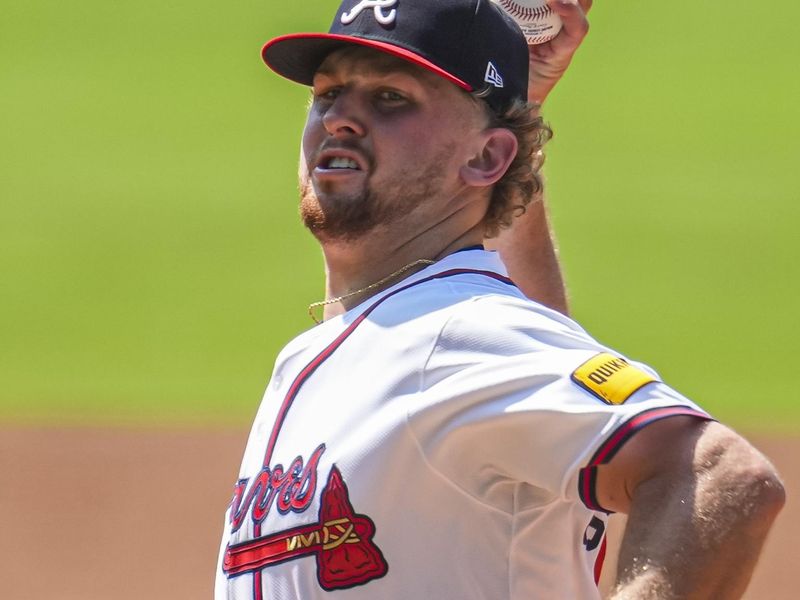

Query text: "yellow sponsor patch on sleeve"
[571, 353, 658, 405]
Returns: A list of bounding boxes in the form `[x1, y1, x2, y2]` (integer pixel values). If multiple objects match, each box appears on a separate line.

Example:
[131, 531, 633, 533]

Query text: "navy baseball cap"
[262, 0, 529, 112]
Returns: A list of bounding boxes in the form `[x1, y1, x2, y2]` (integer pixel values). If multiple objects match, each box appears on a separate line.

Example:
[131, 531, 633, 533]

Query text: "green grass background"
[2, 1, 798, 433]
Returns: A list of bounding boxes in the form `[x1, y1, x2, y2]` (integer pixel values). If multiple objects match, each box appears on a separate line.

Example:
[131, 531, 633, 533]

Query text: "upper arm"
[594, 417, 785, 516]
[594, 415, 708, 514]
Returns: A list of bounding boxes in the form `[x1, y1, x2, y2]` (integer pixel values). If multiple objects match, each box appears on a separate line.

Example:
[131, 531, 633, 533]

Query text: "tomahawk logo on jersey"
[224, 461, 388, 590]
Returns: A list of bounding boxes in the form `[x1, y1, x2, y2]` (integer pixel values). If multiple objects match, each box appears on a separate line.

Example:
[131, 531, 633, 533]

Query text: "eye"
[312, 86, 341, 103]
[376, 89, 407, 104]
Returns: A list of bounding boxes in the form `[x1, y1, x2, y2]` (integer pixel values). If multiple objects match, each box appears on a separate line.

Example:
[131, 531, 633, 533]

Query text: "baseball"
[493, 0, 562, 45]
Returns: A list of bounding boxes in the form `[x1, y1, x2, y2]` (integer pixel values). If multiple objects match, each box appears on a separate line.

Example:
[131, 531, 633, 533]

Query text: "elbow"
[736, 461, 786, 546]
[704, 427, 786, 531]
[741, 457, 786, 523]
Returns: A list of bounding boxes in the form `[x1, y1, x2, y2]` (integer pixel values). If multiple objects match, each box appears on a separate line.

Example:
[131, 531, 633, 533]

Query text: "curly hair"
[478, 99, 553, 238]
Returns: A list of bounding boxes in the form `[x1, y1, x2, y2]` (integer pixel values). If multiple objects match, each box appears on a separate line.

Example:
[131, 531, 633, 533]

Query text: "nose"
[321, 90, 367, 138]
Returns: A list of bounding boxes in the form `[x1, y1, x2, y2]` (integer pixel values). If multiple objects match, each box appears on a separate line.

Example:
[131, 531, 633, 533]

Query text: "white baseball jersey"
[216, 248, 710, 599]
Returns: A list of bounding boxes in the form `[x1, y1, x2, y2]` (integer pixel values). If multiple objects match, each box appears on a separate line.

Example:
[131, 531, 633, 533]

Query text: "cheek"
[298, 147, 310, 186]
[374, 121, 442, 168]
[399, 121, 434, 150]
[301, 116, 323, 166]
[300, 133, 313, 168]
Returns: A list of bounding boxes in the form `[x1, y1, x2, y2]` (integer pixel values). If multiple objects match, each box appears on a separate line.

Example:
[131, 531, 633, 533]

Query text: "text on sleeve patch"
[571, 353, 658, 405]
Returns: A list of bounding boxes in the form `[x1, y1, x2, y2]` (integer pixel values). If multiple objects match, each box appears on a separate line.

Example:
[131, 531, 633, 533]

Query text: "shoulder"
[430, 288, 599, 362]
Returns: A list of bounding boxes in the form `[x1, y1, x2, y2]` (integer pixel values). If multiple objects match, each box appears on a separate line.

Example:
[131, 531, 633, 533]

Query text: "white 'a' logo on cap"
[341, 0, 398, 26]
[484, 62, 504, 88]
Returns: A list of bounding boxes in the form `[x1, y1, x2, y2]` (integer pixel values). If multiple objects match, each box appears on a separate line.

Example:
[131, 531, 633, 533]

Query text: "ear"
[459, 128, 518, 188]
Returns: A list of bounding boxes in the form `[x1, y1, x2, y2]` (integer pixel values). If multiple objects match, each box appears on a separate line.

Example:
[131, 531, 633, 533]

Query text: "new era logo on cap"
[484, 61, 504, 88]
[341, 0, 398, 26]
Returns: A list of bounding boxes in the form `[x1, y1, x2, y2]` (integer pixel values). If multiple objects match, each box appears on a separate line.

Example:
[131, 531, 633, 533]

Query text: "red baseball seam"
[497, 0, 554, 20]
[526, 34, 557, 43]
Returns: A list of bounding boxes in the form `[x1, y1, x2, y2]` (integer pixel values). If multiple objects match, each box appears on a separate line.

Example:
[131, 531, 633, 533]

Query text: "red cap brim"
[261, 33, 472, 92]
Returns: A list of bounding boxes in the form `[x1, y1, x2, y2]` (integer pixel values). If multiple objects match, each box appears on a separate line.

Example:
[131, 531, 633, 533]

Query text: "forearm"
[609, 424, 785, 599]
[485, 0, 591, 315]
[486, 197, 569, 315]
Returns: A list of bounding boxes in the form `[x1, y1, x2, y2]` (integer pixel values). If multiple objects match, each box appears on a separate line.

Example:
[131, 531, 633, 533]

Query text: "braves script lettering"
[228, 444, 326, 532]
[341, 0, 397, 26]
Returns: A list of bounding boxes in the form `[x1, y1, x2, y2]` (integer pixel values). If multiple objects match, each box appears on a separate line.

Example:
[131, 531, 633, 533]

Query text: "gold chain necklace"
[308, 258, 435, 324]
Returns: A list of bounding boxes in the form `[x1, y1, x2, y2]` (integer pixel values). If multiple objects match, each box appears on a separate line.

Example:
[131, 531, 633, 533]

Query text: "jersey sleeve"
[407, 295, 712, 513]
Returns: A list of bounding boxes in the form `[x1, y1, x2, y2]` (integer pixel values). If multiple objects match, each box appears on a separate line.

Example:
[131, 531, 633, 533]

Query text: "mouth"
[323, 156, 360, 170]
[314, 148, 368, 174]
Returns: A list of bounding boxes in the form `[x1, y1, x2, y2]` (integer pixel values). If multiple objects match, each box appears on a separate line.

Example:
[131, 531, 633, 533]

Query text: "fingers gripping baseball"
[527, 0, 592, 104]
[550, 0, 591, 44]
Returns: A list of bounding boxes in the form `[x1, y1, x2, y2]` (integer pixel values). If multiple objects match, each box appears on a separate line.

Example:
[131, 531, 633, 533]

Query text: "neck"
[317, 225, 484, 321]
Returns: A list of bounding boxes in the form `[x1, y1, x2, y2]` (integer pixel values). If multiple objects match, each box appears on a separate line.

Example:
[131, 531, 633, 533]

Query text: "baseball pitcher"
[216, 1, 785, 598]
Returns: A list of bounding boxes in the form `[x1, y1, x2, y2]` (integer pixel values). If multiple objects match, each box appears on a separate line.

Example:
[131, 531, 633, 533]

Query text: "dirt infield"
[0, 427, 795, 599]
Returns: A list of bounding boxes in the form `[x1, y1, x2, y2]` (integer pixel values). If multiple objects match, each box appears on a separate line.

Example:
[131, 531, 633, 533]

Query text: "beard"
[299, 179, 393, 242]
[299, 146, 453, 243]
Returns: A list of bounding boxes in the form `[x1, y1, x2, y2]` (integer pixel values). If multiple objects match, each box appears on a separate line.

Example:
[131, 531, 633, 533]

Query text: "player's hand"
[528, 0, 592, 105]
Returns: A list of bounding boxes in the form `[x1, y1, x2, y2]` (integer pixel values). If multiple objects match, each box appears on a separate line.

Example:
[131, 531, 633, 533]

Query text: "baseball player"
[216, 1, 785, 598]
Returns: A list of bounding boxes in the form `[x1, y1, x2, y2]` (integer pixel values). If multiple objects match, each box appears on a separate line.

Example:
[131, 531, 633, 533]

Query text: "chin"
[298, 186, 372, 241]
